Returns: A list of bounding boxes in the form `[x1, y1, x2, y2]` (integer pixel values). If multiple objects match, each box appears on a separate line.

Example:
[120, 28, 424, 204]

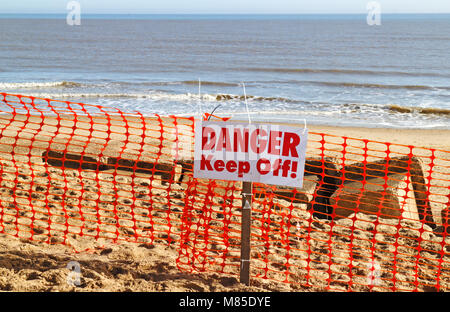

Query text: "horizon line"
[1, 12, 450, 15]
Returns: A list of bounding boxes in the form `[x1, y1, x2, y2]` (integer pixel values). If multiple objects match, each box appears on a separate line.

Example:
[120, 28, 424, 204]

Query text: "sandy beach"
[0, 110, 448, 292]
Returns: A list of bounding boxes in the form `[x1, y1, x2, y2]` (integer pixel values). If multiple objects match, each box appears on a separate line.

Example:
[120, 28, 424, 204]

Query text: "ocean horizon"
[1, 13, 450, 19]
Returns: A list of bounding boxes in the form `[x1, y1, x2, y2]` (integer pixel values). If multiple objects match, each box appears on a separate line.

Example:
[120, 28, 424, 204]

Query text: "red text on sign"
[202, 127, 301, 157]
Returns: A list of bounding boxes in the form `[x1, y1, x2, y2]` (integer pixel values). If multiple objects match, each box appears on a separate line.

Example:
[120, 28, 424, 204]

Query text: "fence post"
[240, 181, 252, 285]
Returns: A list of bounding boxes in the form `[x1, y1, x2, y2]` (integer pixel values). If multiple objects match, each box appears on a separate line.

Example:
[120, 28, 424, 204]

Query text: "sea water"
[0, 14, 449, 128]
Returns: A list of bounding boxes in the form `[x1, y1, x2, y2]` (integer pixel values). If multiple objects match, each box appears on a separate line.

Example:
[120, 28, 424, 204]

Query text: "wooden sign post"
[240, 181, 252, 286]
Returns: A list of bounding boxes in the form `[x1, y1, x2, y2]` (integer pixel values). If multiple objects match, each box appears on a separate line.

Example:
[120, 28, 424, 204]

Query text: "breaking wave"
[244, 67, 450, 78]
[14, 91, 302, 104]
[308, 81, 450, 90]
[181, 80, 240, 87]
[0, 81, 82, 89]
[388, 105, 450, 116]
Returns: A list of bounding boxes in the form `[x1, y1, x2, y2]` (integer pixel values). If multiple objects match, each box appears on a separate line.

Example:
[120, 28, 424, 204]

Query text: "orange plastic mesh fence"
[1, 93, 450, 292]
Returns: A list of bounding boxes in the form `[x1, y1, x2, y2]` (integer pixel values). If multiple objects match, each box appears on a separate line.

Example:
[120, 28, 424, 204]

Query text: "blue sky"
[1, 0, 450, 14]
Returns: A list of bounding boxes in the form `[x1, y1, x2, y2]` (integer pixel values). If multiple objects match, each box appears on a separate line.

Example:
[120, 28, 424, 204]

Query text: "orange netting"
[1, 93, 449, 292]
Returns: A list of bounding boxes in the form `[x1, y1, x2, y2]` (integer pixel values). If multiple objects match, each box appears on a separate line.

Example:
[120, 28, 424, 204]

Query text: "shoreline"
[0, 110, 448, 152]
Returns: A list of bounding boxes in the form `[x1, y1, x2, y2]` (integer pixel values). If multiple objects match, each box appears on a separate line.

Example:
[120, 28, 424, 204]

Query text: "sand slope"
[0, 233, 297, 292]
